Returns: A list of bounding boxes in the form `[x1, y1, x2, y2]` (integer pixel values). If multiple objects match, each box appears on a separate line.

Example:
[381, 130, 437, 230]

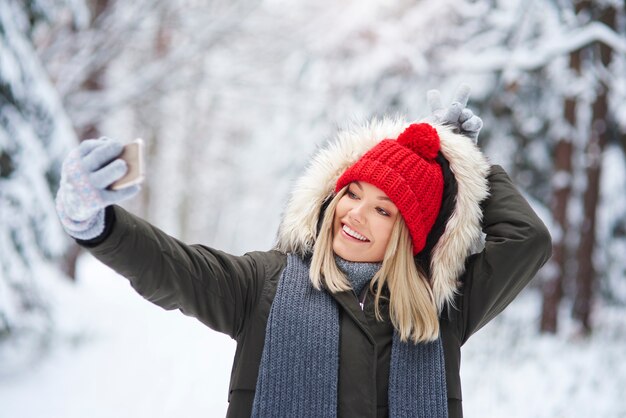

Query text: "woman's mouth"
[341, 224, 370, 242]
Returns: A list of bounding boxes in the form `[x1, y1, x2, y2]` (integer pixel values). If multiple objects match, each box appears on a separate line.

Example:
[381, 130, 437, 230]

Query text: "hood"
[275, 117, 490, 311]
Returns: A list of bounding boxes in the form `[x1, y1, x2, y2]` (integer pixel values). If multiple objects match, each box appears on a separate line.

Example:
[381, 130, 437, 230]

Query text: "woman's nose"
[349, 204, 365, 223]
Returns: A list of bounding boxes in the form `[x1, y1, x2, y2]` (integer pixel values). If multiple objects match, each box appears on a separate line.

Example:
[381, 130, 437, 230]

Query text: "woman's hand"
[424, 84, 483, 143]
[55, 137, 140, 240]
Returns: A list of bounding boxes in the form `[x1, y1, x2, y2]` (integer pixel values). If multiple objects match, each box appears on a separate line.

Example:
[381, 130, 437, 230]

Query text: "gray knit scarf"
[251, 254, 448, 417]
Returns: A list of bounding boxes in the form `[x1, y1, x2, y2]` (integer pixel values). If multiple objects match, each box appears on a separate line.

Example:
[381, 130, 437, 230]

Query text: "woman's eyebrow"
[353, 181, 391, 201]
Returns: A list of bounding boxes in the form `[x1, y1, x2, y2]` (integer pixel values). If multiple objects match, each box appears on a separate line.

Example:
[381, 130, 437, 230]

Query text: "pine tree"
[0, 0, 82, 370]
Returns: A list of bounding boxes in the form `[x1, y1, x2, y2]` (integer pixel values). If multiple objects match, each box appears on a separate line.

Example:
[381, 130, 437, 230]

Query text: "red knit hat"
[335, 123, 444, 255]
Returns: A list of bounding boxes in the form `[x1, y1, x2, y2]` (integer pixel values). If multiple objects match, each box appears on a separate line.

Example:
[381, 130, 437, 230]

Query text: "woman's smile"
[332, 181, 398, 262]
[340, 223, 370, 242]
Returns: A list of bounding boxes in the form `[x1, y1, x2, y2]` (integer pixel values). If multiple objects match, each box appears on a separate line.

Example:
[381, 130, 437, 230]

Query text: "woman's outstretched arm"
[79, 205, 286, 339]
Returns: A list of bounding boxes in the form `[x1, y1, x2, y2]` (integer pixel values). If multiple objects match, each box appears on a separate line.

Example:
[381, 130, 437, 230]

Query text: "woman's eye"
[376, 207, 390, 217]
[347, 190, 358, 199]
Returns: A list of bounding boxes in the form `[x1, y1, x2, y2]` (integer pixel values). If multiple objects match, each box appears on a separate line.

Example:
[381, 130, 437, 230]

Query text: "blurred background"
[1, 0, 626, 417]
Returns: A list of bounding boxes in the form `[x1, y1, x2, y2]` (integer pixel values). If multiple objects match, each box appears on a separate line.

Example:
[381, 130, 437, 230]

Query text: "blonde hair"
[310, 186, 440, 343]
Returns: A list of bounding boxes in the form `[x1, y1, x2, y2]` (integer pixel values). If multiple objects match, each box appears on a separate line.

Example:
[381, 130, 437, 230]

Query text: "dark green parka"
[80, 121, 551, 418]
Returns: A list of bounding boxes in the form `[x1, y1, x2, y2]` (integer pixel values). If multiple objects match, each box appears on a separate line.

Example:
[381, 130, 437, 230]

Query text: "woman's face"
[333, 181, 399, 263]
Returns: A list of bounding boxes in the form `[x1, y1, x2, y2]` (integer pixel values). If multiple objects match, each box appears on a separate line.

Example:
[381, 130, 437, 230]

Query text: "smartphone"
[109, 139, 145, 190]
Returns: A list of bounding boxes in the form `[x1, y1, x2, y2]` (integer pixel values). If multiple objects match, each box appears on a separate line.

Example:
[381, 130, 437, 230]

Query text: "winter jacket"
[79, 121, 552, 418]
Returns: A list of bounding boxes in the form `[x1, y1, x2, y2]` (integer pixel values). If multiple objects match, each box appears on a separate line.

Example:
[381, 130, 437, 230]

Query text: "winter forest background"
[1, 0, 626, 417]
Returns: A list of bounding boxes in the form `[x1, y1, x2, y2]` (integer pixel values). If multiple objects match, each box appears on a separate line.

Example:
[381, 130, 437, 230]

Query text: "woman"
[56, 88, 552, 418]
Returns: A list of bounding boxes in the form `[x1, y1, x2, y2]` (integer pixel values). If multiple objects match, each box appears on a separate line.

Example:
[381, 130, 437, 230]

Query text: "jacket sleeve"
[457, 165, 552, 344]
[78, 205, 282, 339]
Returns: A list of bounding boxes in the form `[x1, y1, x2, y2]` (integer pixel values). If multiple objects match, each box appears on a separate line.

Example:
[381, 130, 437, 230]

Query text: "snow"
[445, 21, 626, 73]
[2, 253, 626, 418]
[0, 0, 79, 362]
[0, 254, 235, 418]
[462, 292, 626, 418]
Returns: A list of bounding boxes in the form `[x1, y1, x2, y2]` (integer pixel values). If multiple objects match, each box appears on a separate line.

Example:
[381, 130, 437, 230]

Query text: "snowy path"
[2, 254, 626, 418]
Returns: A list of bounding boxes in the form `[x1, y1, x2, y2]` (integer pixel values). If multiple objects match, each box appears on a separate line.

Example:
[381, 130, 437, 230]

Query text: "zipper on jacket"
[356, 287, 367, 311]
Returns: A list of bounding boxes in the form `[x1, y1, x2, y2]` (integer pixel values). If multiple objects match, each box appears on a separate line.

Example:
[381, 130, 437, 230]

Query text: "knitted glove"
[424, 84, 483, 143]
[56, 138, 140, 240]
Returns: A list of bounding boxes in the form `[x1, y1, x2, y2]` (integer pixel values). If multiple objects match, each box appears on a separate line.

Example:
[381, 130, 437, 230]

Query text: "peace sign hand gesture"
[424, 84, 483, 144]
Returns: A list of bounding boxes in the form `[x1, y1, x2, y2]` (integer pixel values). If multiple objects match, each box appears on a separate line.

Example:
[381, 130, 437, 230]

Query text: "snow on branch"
[445, 22, 626, 73]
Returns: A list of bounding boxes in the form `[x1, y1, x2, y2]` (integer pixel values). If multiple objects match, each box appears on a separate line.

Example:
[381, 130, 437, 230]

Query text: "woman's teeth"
[343, 225, 368, 242]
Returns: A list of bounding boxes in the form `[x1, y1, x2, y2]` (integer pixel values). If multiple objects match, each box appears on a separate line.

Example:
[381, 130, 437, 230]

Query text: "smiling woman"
[312, 178, 443, 344]
[55, 86, 552, 418]
[308, 124, 450, 346]
[333, 182, 399, 262]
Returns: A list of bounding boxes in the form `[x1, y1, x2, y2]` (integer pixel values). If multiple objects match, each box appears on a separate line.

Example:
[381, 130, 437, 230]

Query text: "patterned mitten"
[423, 83, 483, 143]
[56, 138, 140, 240]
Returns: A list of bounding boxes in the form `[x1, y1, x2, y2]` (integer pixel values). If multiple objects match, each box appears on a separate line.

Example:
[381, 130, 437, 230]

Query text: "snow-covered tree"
[0, 0, 87, 370]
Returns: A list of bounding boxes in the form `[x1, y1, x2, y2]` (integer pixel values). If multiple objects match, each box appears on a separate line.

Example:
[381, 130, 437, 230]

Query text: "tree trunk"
[540, 59, 579, 333]
[541, 138, 574, 332]
[571, 5, 615, 334]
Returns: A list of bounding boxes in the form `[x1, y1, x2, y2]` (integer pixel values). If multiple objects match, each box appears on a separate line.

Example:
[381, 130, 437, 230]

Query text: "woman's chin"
[333, 241, 382, 263]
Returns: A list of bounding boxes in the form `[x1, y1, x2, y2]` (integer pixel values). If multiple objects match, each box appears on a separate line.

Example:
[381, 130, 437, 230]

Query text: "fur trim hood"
[275, 117, 491, 312]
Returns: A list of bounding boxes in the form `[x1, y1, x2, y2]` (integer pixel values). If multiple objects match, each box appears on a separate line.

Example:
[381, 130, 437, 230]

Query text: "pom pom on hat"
[396, 123, 440, 160]
[335, 123, 444, 255]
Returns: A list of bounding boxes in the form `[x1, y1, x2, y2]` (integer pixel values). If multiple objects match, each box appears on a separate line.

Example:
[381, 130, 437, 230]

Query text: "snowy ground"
[0, 255, 234, 418]
[461, 290, 626, 418]
[1, 254, 625, 418]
